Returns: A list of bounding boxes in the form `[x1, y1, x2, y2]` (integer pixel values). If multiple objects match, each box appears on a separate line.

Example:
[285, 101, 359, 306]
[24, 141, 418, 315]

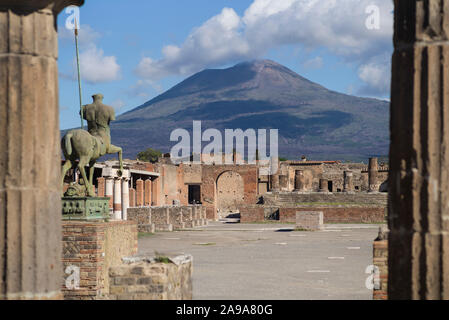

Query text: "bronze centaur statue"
[61, 94, 123, 196]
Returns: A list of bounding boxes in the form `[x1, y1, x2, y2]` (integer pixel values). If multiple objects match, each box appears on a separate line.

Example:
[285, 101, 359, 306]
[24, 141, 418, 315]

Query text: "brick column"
[144, 179, 151, 206]
[0, 0, 85, 300]
[97, 177, 105, 197]
[136, 179, 144, 207]
[129, 188, 136, 207]
[368, 158, 379, 192]
[389, 0, 449, 299]
[343, 171, 354, 192]
[105, 177, 114, 211]
[113, 178, 122, 220]
[121, 179, 129, 220]
[152, 178, 159, 206]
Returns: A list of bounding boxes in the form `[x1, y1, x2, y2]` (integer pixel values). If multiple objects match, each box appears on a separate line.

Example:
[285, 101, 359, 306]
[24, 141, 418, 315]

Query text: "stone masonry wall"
[239, 205, 386, 224]
[62, 221, 138, 300]
[108, 255, 193, 300]
[128, 205, 207, 233]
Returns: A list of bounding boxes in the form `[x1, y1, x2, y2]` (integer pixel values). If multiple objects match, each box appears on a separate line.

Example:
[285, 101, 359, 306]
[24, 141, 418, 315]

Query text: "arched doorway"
[216, 171, 244, 219]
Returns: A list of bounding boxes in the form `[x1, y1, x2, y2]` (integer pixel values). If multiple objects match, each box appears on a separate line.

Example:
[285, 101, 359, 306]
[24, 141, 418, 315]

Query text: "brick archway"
[216, 171, 244, 219]
[201, 165, 258, 220]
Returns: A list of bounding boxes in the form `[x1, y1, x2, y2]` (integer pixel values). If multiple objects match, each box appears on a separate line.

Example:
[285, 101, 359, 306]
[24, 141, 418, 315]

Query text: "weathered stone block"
[295, 211, 324, 231]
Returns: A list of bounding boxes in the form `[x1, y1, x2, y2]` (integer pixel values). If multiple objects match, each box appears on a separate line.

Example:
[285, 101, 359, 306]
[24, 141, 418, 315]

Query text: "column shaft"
[389, 0, 449, 300]
[0, 1, 84, 300]
[121, 179, 129, 220]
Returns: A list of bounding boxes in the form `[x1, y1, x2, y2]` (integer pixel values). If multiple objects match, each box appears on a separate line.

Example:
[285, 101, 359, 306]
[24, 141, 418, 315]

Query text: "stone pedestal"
[0, 0, 84, 300]
[62, 197, 109, 221]
[295, 211, 324, 231]
[389, 0, 449, 299]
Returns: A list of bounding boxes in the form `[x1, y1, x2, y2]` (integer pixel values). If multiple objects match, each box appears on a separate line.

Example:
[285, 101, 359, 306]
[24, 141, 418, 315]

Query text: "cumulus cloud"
[357, 54, 391, 97]
[79, 45, 121, 83]
[59, 24, 101, 48]
[60, 24, 121, 84]
[135, 0, 393, 97]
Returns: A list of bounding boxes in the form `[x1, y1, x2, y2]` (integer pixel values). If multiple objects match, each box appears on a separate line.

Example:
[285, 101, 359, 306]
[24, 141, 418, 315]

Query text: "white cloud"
[60, 24, 121, 84]
[135, 0, 393, 97]
[357, 54, 391, 97]
[79, 45, 121, 83]
[59, 24, 101, 48]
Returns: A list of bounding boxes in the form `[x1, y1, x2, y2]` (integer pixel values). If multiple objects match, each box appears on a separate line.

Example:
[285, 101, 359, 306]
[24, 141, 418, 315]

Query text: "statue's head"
[92, 93, 104, 102]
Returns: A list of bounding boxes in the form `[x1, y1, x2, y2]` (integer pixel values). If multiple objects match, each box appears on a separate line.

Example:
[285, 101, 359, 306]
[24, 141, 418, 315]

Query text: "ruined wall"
[62, 221, 138, 300]
[263, 192, 388, 206]
[108, 255, 193, 300]
[216, 171, 245, 216]
[239, 205, 386, 224]
[127, 206, 207, 232]
[201, 165, 258, 220]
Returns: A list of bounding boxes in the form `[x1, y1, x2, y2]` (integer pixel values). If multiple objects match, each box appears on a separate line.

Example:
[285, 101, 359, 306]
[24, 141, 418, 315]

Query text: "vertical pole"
[74, 18, 83, 130]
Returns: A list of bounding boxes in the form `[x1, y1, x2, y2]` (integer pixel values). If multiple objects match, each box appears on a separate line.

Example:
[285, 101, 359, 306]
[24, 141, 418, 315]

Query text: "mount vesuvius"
[111, 59, 389, 161]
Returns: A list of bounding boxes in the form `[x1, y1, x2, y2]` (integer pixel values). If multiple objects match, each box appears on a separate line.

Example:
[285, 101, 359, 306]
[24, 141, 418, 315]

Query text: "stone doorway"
[188, 184, 201, 204]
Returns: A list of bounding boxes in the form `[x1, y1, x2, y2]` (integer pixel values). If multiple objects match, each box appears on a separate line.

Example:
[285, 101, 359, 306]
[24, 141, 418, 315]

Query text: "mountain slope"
[112, 60, 389, 161]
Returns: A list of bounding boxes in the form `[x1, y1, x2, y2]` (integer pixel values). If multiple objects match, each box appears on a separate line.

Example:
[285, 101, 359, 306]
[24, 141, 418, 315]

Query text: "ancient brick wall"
[373, 240, 388, 300]
[201, 165, 258, 220]
[239, 205, 386, 224]
[263, 192, 388, 206]
[62, 221, 138, 300]
[108, 255, 193, 300]
[279, 207, 386, 224]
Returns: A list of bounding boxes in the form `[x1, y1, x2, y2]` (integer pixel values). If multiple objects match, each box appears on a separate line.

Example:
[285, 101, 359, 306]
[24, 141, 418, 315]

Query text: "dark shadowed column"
[0, 0, 84, 300]
[389, 0, 449, 300]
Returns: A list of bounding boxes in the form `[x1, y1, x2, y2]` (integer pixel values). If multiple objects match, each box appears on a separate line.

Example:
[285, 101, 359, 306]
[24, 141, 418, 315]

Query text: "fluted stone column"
[389, 0, 449, 300]
[0, 0, 84, 300]
[343, 171, 354, 192]
[368, 158, 379, 192]
[121, 179, 129, 220]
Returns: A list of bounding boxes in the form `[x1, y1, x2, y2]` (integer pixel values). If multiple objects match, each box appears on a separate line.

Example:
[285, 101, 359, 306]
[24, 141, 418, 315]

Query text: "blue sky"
[57, 0, 393, 129]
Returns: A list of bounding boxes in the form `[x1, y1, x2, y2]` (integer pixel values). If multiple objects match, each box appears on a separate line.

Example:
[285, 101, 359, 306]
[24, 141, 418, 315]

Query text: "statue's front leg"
[108, 144, 123, 176]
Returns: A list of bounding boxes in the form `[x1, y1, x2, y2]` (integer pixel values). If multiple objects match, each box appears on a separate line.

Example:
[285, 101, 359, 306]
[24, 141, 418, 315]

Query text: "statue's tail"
[63, 133, 73, 156]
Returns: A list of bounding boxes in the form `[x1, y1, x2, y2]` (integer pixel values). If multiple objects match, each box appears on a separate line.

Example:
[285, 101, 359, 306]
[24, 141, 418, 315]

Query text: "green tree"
[137, 148, 162, 163]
